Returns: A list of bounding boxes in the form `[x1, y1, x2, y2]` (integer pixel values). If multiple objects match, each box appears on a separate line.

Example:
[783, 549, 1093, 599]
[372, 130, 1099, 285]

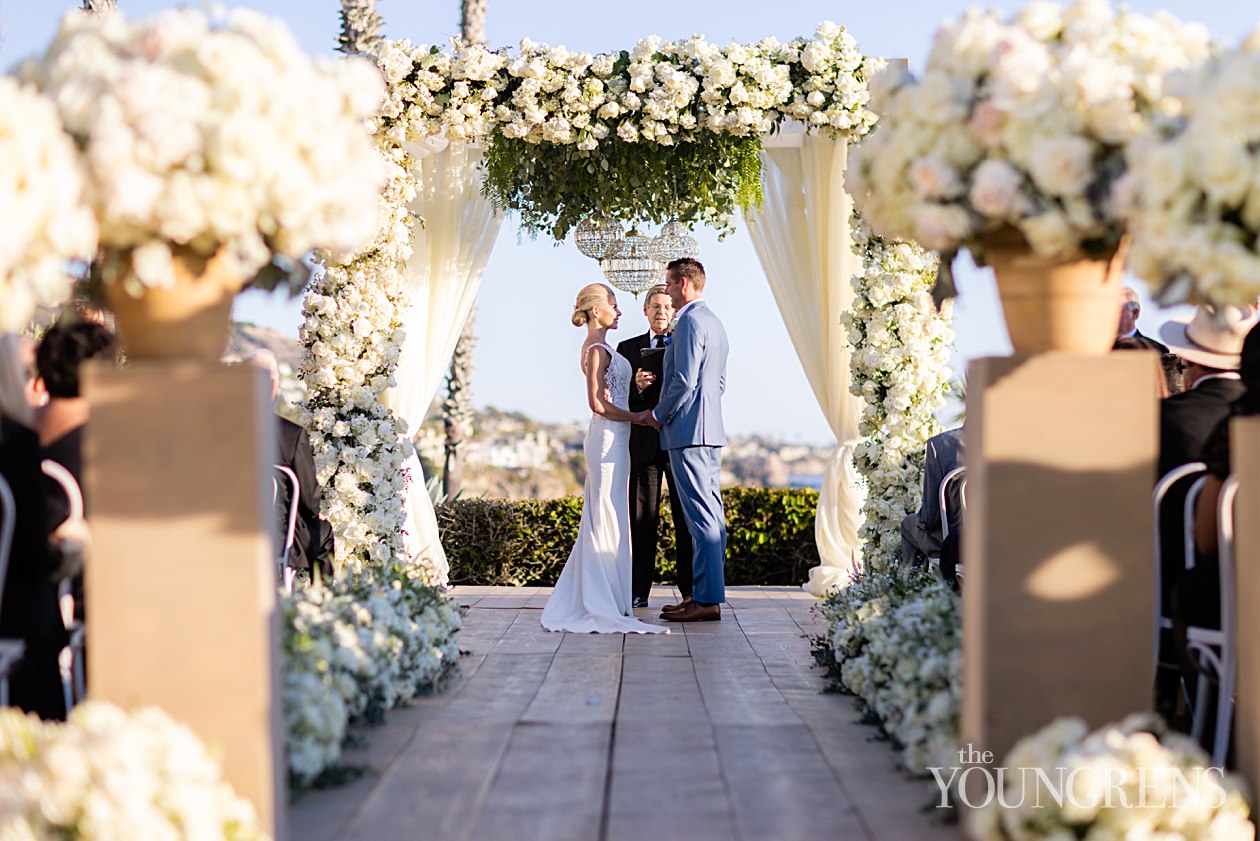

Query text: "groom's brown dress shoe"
[660, 597, 693, 614]
[661, 602, 720, 622]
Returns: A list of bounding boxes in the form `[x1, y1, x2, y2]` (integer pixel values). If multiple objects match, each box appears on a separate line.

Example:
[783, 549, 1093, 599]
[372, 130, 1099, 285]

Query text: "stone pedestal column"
[1232, 416, 1260, 793]
[83, 361, 286, 839]
[962, 354, 1158, 763]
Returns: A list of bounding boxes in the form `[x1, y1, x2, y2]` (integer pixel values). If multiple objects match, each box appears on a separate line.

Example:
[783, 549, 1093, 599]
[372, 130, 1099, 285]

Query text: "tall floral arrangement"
[1124, 32, 1260, 307]
[845, 0, 1210, 269]
[18, 8, 385, 294]
[0, 77, 97, 331]
[301, 44, 421, 575]
[0, 703, 267, 840]
[844, 218, 953, 570]
[376, 23, 876, 239]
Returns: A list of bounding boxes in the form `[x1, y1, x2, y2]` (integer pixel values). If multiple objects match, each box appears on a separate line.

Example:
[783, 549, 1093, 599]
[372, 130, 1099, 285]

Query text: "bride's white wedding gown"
[541, 343, 668, 634]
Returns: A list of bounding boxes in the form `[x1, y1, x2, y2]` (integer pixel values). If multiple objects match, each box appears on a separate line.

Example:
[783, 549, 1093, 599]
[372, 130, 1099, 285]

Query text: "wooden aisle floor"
[289, 586, 963, 841]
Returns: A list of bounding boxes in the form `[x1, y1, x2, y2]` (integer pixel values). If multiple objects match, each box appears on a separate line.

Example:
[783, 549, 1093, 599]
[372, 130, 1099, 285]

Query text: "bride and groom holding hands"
[540, 258, 729, 635]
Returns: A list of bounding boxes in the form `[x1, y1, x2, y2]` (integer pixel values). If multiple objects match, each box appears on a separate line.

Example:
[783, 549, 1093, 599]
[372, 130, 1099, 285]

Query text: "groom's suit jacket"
[655, 301, 729, 450]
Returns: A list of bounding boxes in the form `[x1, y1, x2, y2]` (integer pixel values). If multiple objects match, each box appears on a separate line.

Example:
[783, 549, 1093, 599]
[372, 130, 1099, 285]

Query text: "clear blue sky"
[2, 1, 1249, 443]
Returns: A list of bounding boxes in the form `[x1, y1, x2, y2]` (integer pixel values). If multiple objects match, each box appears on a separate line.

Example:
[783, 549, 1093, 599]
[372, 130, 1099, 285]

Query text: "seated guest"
[1112, 336, 1185, 398]
[1157, 305, 1256, 478]
[899, 426, 965, 565]
[0, 335, 67, 720]
[1118, 286, 1170, 353]
[1165, 319, 1260, 742]
[34, 320, 119, 529]
[244, 351, 334, 579]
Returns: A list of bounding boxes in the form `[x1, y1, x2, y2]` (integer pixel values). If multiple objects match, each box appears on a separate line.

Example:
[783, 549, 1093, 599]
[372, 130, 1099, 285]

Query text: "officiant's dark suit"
[277, 416, 334, 579]
[617, 330, 693, 604]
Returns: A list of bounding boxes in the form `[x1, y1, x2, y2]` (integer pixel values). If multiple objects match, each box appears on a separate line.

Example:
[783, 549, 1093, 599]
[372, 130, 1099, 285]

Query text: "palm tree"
[338, 0, 384, 56]
[441, 0, 487, 498]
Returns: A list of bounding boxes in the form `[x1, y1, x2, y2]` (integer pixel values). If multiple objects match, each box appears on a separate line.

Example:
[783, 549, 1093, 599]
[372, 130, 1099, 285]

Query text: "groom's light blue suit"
[653, 300, 729, 606]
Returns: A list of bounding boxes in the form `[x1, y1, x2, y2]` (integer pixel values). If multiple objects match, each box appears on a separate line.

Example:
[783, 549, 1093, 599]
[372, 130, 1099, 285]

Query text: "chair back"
[40, 460, 84, 521]
[0, 474, 14, 612]
[1152, 463, 1207, 676]
[939, 466, 967, 540]
[273, 465, 300, 566]
[1214, 474, 1240, 765]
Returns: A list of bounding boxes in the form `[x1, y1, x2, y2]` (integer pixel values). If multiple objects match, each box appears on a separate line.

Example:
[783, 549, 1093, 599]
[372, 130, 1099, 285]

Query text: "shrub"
[439, 487, 820, 587]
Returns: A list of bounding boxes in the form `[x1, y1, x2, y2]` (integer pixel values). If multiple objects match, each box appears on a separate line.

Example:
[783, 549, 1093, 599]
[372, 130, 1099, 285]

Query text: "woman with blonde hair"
[541, 284, 667, 634]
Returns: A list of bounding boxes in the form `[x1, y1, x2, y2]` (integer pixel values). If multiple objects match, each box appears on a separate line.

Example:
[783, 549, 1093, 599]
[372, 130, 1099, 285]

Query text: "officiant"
[617, 285, 693, 610]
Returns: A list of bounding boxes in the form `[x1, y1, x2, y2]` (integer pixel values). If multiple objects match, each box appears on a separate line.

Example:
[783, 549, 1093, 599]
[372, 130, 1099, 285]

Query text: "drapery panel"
[385, 140, 503, 585]
[744, 132, 865, 597]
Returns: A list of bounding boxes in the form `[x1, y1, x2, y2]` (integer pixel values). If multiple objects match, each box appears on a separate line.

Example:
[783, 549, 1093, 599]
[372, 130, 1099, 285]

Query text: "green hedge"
[438, 487, 820, 587]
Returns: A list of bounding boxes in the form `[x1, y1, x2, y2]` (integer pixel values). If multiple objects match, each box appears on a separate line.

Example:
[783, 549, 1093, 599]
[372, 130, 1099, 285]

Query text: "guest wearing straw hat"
[1157, 304, 1258, 478]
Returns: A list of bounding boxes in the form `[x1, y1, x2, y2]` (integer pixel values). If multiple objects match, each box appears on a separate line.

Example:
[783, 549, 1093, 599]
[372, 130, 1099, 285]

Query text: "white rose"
[909, 204, 973, 251]
[1020, 210, 1076, 256]
[1026, 134, 1095, 198]
[909, 155, 964, 200]
[969, 159, 1024, 219]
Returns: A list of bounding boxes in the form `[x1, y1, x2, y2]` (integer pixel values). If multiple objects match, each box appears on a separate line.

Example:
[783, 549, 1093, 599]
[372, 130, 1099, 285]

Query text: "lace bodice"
[585, 342, 631, 412]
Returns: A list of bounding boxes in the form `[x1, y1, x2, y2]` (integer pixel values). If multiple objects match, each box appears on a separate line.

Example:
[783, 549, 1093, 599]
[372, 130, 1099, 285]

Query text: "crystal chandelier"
[648, 220, 700, 263]
[599, 227, 664, 297]
[573, 215, 624, 260]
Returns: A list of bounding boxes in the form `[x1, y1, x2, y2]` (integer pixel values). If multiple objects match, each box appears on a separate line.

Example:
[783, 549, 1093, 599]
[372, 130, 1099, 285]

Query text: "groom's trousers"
[629, 455, 693, 601]
[667, 446, 727, 605]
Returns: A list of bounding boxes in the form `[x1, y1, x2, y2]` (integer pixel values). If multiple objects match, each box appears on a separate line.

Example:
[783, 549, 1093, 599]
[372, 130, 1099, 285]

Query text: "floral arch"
[300, 23, 952, 595]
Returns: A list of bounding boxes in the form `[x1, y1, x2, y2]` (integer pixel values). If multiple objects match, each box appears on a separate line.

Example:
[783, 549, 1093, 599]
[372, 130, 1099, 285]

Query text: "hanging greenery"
[482, 130, 763, 240]
[375, 22, 877, 239]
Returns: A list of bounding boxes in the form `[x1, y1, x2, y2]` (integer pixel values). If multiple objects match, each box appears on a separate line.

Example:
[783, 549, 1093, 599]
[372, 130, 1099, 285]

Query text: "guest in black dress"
[0, 334, 67, 720]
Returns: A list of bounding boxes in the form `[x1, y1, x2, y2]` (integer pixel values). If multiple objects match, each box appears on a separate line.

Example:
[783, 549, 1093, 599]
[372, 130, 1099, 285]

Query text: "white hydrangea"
[0, 702, 266, 839]
[18, 8, 385, 291]
[971, 714, 1254, 840]
[847, 0, 1211, 261]
[0, 77, 97, 331]
[280, 567, 462, 785]
[1126, 40, 1260, 306]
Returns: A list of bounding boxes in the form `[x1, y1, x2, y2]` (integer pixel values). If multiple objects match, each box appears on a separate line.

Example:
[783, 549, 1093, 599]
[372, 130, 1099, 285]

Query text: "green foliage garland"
[483, 131, 764, 240]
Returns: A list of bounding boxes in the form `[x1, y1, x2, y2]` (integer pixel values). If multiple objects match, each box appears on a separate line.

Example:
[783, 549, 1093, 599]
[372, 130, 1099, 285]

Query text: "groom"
[638, 258, 729, 622]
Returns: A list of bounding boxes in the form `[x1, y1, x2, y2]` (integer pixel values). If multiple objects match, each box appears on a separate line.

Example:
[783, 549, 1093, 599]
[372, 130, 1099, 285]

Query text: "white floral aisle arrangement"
[0, 702, 267, 840]
[820, 569, 961, 771]
[281, 567, 462, 785]
[846, 0, 1210, 266]
[375, 23, 878, 238]
[0, 77, 97, 331]
[813, 216, 955, 774]
[17, 8, 385, 293]
[970, 715, 1254, 840]
[1125, 31, 1260, 307]
[844, 218, 953, 570]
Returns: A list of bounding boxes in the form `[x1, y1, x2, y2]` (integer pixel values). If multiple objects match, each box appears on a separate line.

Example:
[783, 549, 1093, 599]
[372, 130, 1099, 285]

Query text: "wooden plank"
[693, 660, 802, 726]
[468, 723, 611, 841]
[715, 723, 868, 841]
[616, 654, 707, 725]
[556, 630, 626, 655]
[493, 611, 564, 655]
[522, 653, 622, 724]
[424, 652, 554, 725]
[606, 720, 738, 841]
[339, 724, 514, 841]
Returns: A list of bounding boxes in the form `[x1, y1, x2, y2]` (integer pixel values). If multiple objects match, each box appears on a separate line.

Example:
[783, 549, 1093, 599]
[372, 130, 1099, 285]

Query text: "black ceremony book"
[639, 346, 666, 376]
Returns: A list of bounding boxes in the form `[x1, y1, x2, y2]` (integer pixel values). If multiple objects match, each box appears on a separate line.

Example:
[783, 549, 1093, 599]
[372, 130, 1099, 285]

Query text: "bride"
[540, 284, 668, 635]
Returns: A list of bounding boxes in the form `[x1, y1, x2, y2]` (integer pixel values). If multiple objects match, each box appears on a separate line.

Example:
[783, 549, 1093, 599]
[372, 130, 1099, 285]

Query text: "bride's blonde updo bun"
[571, 283, 613, 327]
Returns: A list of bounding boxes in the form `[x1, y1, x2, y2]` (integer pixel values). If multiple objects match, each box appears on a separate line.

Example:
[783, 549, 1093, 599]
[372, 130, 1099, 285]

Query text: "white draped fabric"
[385, 140, 503, 585]
[744, 130, 865, 597]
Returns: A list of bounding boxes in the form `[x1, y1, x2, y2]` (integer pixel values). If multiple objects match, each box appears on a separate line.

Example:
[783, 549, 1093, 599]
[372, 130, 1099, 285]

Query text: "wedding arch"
[300, 25, 952, 592]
